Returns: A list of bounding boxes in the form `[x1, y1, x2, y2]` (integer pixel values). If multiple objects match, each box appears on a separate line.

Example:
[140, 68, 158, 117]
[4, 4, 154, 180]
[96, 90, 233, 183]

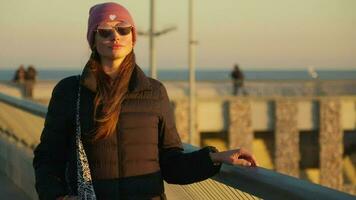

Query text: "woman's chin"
[103, 52, 126, 60]
[112, 50, 130, 58]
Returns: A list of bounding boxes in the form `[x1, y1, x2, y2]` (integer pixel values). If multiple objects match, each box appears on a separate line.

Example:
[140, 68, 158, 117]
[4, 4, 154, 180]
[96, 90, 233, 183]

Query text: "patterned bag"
[75, 76, 97, 199]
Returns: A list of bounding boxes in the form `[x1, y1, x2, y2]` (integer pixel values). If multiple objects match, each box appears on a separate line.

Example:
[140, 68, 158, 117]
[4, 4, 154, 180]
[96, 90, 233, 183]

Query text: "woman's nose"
[112, 30, 121, 40]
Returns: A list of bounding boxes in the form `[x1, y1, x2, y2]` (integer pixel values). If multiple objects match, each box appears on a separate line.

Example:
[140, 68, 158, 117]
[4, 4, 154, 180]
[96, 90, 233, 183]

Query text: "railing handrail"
[183, 144, 355, 200]
[0, 92, 47, 118]
[0, 92, 355, 200]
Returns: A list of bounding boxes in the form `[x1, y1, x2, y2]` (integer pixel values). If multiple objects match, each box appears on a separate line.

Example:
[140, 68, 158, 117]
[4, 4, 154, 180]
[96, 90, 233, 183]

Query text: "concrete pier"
[275, 100, 300, 178]
[0, 80, 355, 195]
[320, 99, 344, 190]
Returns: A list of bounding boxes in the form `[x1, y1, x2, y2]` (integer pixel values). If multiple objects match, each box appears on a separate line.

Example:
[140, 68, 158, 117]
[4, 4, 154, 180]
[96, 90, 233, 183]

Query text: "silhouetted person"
[12, 65, 27, 97]
[231, 64, 244, 95]
[24, 65, 37, 99]
[13, 65, 26, 84]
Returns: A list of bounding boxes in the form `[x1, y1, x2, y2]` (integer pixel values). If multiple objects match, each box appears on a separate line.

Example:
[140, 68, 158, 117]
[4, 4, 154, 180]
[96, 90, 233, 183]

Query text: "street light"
[188, 0, 199, 146]
[137, 0, 177, 79]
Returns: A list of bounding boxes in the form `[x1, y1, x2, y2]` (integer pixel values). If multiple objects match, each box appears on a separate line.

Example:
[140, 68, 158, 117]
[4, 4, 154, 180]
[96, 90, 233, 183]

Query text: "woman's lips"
[110, 44, 123, 49]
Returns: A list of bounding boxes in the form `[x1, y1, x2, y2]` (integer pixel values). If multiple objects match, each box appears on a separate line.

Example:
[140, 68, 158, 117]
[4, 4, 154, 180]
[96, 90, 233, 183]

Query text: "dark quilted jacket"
[33, 65, 221, 200]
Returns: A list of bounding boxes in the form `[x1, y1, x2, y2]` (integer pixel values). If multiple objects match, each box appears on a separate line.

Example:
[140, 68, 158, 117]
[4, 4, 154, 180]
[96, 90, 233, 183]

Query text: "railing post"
[275, 100, 299, 177]
[174, 99, 190, 143]
[319, 99, 343, 190]
[228, 99, 253, 152]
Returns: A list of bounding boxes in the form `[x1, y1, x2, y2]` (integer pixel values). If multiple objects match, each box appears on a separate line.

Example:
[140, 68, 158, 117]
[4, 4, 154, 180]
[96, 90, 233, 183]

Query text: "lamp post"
[188, 0, 199, 146]
[149, 0, 156, 78]
[137, 0, 177, 79]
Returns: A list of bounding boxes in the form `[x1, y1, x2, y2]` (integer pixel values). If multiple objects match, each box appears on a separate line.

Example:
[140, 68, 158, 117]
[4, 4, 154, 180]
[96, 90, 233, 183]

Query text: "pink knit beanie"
[87, 2, 137, 50]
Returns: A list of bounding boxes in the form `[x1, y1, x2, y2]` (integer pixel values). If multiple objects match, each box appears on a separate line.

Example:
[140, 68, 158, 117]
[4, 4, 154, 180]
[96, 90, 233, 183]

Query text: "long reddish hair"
[86, 50, 135, 140]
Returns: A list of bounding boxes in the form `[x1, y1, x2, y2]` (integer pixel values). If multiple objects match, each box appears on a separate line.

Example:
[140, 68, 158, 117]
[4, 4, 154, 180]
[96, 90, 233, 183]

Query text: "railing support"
[275, 100, 300, 177]
[320, 99, 343, 190]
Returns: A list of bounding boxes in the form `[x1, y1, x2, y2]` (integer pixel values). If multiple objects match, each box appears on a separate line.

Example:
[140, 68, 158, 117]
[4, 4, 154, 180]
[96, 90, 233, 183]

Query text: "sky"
[0, 0, 355, 70]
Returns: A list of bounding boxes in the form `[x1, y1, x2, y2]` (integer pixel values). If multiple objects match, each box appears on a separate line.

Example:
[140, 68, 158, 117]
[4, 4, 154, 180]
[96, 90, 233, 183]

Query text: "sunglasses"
[96, 26, 132, 38]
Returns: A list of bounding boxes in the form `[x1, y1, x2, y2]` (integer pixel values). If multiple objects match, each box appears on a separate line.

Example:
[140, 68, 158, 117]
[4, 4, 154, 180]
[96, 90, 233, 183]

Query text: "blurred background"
[0, 0, 355, 70]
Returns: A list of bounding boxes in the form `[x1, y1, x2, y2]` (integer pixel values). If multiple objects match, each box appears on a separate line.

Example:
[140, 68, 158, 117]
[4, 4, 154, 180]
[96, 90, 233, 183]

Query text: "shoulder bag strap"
[76, 75, 97, 200]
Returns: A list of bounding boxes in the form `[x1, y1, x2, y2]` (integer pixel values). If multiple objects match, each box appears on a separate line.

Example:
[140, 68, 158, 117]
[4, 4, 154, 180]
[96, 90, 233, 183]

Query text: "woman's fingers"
[217, 148, 258, 167]
[232, 158, 252, 166]
[238, 154, 257, 167]
[242, 148, 258, 165]
[234, 148, 258, 167]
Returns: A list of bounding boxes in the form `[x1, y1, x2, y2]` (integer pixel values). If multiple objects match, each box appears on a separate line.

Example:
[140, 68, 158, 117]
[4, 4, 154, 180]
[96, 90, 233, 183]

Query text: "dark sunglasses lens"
[116, 27, 131, 35]
[98, 29, 113, 38]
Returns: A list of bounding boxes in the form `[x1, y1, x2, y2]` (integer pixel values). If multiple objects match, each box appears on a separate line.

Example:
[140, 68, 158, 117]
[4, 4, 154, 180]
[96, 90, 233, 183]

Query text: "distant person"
[26, 65, 37, 81]
[33, 3, 257, 200]
[231, 64, 245, 95]
[12, 65, 27, 97]
[24, 65, 37, 99]
[12, 65, 26, 84]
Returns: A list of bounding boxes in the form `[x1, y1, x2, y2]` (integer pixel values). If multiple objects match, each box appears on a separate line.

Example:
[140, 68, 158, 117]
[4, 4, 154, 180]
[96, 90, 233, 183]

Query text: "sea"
[0, 68, 355, 81]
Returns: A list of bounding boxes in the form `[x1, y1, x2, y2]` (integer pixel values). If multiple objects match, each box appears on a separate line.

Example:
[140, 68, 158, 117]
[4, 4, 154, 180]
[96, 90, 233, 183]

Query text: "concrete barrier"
[0, 134, 37, 199]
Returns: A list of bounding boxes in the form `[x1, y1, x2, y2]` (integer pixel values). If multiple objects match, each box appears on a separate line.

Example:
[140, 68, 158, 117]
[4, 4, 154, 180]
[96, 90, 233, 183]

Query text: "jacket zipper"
[117, 126, 123, 178]
[118, 97, 127, 179]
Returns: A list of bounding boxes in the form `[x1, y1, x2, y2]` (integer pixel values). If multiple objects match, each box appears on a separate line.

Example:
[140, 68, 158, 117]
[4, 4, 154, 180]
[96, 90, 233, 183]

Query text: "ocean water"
[0, 68, 355, 81]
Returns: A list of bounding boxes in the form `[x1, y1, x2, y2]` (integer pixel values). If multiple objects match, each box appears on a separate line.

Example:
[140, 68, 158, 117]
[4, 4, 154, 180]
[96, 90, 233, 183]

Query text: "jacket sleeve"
[33, 79, 74, 199]
[158, 83, 221, 184]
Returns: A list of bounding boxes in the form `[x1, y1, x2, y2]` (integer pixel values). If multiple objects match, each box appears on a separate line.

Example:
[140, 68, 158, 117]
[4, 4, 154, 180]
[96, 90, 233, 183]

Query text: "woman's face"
[94, 21, 133, 60]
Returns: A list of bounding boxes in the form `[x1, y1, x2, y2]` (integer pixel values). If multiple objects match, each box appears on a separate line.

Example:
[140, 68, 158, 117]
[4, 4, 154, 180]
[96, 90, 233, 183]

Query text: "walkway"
[0, 171, 29, 200]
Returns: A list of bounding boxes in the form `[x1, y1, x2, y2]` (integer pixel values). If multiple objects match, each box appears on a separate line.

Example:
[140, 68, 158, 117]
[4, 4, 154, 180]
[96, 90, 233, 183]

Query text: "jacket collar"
[80, 64, 151, 93]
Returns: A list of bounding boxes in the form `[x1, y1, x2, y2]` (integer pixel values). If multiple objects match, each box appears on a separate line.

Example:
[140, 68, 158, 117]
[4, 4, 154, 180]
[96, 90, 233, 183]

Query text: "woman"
[33, 2, 257, 200]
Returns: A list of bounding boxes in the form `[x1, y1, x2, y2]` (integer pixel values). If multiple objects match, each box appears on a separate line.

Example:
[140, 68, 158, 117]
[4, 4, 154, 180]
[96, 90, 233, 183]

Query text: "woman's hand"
[209, 148, 258, 167]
